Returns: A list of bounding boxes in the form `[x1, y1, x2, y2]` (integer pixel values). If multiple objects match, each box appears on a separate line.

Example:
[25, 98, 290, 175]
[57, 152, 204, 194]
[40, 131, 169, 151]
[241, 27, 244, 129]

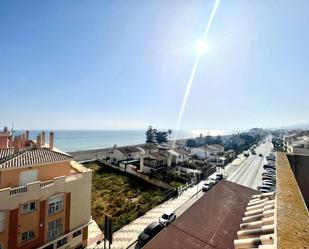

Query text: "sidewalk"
[86, 180, 207, 249]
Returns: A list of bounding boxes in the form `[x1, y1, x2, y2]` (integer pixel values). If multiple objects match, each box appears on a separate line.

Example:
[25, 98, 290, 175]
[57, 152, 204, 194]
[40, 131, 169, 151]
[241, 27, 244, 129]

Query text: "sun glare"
[195, 39, 208, 54]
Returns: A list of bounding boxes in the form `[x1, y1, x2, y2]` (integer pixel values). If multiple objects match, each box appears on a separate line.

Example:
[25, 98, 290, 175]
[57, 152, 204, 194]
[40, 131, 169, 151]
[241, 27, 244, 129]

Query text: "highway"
[226, 138, 273, 190]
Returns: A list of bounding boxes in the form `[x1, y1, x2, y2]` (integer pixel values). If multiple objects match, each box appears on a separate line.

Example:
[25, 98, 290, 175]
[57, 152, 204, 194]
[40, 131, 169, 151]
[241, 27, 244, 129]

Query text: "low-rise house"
[168, 148, 191, 165]
[205, 144, 224, 162]
[111, 146, 143, 164]
[137, 144, 158, 154]
[190, 147, 207, 160]
[139, 152, 167, 174]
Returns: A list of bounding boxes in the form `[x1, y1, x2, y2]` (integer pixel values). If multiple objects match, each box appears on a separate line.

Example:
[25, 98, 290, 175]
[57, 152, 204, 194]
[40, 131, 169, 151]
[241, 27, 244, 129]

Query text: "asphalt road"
[226, 139, 273, 190]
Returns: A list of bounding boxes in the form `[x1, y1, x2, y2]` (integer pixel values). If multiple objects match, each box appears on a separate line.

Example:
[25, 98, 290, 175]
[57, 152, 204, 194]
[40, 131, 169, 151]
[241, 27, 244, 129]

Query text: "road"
[226, 138, 273, 190]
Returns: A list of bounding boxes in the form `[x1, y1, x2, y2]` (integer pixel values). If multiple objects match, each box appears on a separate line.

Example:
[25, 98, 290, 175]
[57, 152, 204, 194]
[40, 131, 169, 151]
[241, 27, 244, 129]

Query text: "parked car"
[262, 175, 276, 182]
[263, 164, 276, 170]
[159, 210, 176, 226]
[262, 181, 276, 187]
[216, 173, 223, 181]
[202, 181, 212, 192]
[259, 154, 263, 157]
[262, 169, 276, 175]
[257, 185, 275, 193]
[136, 222, 164, 248]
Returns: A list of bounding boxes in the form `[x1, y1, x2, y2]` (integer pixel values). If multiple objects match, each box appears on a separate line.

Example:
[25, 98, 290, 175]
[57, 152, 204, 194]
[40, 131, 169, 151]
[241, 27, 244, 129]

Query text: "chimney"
[41, 131, 45, 146]
[21, 133, 26, 147]
[13, 135, 21, 153]
[25, 130, 29, 141]
[37, 134, 41, 148]
[3, 126, 8, 133]
[49, 131, 54, 150]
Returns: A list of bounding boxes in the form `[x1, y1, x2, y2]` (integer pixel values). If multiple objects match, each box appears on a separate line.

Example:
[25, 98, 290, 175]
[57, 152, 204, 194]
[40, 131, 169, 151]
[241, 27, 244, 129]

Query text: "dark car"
[259, 154, 263, 157]
[263, 164, 276, 170]
[216, 173, 223, 181]
[136, 222, 164, 248]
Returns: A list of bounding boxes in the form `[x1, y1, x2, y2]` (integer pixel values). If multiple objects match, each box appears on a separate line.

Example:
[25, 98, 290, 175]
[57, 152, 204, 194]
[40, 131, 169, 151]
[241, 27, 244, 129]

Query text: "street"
[226, 138, 273, 190]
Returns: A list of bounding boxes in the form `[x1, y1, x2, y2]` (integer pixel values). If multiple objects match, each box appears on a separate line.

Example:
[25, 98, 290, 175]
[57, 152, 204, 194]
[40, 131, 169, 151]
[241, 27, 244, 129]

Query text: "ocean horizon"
[14, 129, 231, 152]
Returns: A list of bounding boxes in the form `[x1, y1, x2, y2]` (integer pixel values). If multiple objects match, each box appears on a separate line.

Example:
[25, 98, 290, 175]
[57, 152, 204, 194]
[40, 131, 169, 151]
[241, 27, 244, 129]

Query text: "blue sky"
[0, 0, 308, 131]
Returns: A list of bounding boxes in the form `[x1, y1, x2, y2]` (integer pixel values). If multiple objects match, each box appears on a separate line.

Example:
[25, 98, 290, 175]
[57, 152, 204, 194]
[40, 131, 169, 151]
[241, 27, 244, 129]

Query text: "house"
[205, 144, 224, 161]
[111, 146, 143, 164]
[167, 148, 190, 165]
[190, 147, 207, 160]
[0, 129, 92, 249]
[137, 144, 158, 154]
[139, 152, 167, 174]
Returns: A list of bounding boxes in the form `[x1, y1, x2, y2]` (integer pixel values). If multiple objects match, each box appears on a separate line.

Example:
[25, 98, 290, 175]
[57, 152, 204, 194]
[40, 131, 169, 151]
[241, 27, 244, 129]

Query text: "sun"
[195, 39, 208, 54]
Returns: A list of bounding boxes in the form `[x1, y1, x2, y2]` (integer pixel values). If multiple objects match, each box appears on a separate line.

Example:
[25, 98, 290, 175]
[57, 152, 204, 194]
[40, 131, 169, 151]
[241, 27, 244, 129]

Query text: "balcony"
[0, 166, 91, 209]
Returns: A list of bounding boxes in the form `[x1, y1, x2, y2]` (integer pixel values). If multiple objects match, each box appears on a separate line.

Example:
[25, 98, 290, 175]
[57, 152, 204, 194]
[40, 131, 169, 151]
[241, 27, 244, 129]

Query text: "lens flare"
[172, 0, 220, 148]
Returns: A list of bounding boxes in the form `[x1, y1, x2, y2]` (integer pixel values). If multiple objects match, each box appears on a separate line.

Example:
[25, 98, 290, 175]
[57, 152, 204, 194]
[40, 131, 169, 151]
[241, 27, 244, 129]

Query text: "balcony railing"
[10, 186, 27, 196]
[40, 180, 54, 188]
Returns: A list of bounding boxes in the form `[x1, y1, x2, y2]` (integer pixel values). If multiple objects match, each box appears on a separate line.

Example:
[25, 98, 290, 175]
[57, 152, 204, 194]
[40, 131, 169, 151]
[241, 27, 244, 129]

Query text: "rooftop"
[144, 180, 258, 249]
[0, 147, 73, 169]
[116, 146, 142, 154]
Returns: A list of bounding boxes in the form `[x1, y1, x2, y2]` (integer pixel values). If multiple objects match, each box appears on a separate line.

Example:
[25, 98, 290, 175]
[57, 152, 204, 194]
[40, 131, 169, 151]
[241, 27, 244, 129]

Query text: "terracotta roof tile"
[0, 148, 73, 169]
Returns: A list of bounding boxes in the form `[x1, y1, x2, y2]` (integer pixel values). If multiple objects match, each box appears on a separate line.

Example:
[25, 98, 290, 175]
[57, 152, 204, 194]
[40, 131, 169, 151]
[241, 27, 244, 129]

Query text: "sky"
[0, 0, 308, 131]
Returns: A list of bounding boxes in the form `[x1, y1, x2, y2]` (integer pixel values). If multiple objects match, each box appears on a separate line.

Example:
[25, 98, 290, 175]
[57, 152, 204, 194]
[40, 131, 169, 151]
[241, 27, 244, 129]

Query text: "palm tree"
[168, 129, 172, 140]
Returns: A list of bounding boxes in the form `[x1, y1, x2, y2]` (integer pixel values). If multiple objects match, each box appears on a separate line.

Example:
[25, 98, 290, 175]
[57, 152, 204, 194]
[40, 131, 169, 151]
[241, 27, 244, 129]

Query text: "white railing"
[10, 186, 27, 196]
[40, 180, 54, 188]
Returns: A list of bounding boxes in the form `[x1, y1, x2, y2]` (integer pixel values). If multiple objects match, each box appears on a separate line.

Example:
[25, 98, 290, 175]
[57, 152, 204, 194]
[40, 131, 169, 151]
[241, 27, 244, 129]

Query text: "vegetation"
[146, 126, 156, 144]
[186, 138, 197, 147]
[145, 126, 170, 144]
[87, 162, 165, 232]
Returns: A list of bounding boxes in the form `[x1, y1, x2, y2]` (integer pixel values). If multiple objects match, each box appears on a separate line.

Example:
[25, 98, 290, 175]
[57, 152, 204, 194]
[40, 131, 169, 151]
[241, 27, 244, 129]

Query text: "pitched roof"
[0, 148, 73, 169]
[173, 148, 190, 156]
[117, 146, 142, 155]
[148, 152, 166, 161]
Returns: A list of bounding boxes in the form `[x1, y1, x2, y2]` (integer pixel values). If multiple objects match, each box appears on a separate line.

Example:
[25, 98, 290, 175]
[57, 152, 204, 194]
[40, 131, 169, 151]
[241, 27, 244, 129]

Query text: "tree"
[186, 139, 197, 147]
[156, 131, 168, 144]
[146, 126, 156, 144]
[167, 129, 172, 140]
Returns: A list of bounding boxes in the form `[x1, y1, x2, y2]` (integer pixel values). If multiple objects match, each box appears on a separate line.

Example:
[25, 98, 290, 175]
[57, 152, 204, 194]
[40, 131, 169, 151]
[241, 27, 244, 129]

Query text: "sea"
[14, 129, 229, 152]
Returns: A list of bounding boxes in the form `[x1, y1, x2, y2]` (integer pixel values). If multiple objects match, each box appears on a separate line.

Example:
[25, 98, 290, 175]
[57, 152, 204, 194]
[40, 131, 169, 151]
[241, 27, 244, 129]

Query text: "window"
[0, 242, 3, 249]
[21, 230, 35, 242]
[0, 212, 5, 233]
[48, 194, 64, 215]
[22, 201, 36, 213]
[48, 218, 62, 240]
[73, 230, 81, 238]
[57, 237, 68, 248]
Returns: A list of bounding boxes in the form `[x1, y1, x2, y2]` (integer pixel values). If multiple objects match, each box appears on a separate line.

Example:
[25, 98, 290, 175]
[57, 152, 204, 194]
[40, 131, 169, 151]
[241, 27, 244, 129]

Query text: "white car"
[202, 181, 212, 192]
[159, 210, 176, 226]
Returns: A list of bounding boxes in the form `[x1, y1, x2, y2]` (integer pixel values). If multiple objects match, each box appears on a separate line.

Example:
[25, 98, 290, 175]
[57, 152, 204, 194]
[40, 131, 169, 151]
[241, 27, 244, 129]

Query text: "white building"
[205, 144, 224, 162]
[168, 148, 191, 165]
[111, 146, 143, 164]
[190, 147, 207, 160]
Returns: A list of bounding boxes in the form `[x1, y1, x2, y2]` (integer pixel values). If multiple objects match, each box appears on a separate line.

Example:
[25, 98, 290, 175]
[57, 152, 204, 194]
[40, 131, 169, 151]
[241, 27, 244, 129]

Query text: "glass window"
[21, 230, 35, 242]
[73, 230, 81, 238]
[22, 201, 36, 213]
[57, 237, 68, 248]
[48, 218, 62, 240]
[48, 195, 64, 215]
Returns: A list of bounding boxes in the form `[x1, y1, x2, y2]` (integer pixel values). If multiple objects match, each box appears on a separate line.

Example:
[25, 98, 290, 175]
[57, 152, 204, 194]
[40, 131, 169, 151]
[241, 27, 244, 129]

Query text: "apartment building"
[0, 128, 92, 249]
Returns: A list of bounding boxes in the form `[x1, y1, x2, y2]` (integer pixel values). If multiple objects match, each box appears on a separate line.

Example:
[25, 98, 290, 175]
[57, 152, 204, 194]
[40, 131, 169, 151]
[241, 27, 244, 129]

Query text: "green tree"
[156, 131, 168, 144]
[146, 126, 156, 144]
[186, 139, 197, 147]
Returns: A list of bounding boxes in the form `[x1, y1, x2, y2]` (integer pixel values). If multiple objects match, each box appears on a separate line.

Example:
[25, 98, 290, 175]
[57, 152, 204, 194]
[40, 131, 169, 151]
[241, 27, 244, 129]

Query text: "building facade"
[0, 128, 92, 249]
